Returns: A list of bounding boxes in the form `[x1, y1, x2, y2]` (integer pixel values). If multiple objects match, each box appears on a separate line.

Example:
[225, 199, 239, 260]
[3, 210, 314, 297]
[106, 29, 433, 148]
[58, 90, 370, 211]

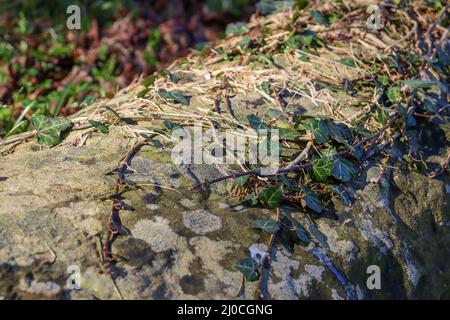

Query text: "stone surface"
[0, 123, 448, 299]
[0, 9, 449, 300]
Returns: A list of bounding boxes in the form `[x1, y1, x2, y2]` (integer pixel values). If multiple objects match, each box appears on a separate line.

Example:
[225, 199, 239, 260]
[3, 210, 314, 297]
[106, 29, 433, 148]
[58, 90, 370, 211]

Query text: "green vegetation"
[0, 0, 448, 291]
[0, 0, 256, 137]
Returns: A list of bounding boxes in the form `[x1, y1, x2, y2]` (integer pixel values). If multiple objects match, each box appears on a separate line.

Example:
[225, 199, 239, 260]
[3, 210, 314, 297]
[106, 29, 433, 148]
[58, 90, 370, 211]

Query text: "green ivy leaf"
[89, 120, 109, 134]
[31, 115, 72, 146]
[158, 89, 189, 106]
[251, 219, 280, 234]
[375, 108, 388, 125]
[287, 34, 314, 48]
[340, 58, 356, 68]
[302, 118, 329, 144]
[163, 120, 181, 131]
[244, 194, 258, 206]
[295, 0, 308, 10]
[234, 175, 249, 186]
[266, 108, 283, 119]
[299, 54, 309, 62]
[312, 156, 333, 181]
[259, 184, 283, 208]
[146, 127, 170, 138]
[104, 105, 123, 122]
[278, 128, 301, 140]
[402, 79, 447, 93]
[225, 22, 248, 36]
[387, 86, 401, 103]
[141, 74, 157, 87]
[247, 114, 268, 131]
[302, 186, 323, 213]
[311, 10, 330, 26]
[260, 81, 271, 95]
[298, 34, 314, 47]
[281, 211, 311, 244]
[379, 75, 389, 86]
[166, 70, 181, 83]
[332, 157, 355, 182]
[137, 88, 150, 98]
[320, 147, 337, 158]
[293, 218, 311, 244]
[234, 257, 260, 282]
[140, 134, 163, 148]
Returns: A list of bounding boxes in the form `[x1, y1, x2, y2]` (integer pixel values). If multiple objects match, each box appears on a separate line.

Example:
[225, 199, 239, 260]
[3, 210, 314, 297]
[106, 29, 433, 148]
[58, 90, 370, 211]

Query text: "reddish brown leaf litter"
[0, 0, 257, 127]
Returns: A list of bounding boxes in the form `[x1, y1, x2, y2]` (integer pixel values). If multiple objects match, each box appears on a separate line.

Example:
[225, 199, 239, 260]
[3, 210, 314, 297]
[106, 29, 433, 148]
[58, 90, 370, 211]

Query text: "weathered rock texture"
[1, 7, 449, 300]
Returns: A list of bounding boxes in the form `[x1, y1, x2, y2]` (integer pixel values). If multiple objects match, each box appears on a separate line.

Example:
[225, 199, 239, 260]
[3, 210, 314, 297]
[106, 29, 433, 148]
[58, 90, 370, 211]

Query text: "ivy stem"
[190, 111, 400, 190]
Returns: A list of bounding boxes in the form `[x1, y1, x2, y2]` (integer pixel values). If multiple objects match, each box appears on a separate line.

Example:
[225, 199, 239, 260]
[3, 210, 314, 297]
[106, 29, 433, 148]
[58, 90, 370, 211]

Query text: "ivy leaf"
[282, 211, 311, 244]
[89, 120, 109, 134]
[352, 145, 364, 161]
[332, 157, 355, 182]
[140, 134, 163, 148]
[295, 0, 308, 10]
[292, 218, 311, 244]
[299, 54, 308, 62]
[278, 128, 301, 140]
[302, 118, 329, 144]
[302, 186, 323, 213]
[247, 114, 268, 131]
[244, 194, 258, 206]
[137, 88, 150, 98]
[294, 220, 311, 244]
[260, 81, 271, 95]
[31, 115, 72, 146]
[327, 122, 360, 156]
[298, 34, 314, 47]
[402, 79, 447, 93]
[163, 120, 181, 131]
[158, 89, 189, 106]
[234, 175, 249, 186]
[329, 185, 351, 206]
[234, 257, 260, 282]
[387, 86, 401, 103]
[146, 127, 170, 138]
[251, 219, 280, 234]
[320, 147, 337, 158]
[312, 156, 333, 181]
[310, 10, 330, 26]
[104, 105, 123, 121]
[201, 181, 211, 201]
[166, 70, 181, 83]
[379, 75, 389, 86]
[141, 74, 157, 87]
[266, 108, 283, 119]
[287, 34, 314, 48]
[225, 22, 248, 36]
[340, 58, 356, 68]
[259, 184, 283, 208]
[326, 121, 351, 145]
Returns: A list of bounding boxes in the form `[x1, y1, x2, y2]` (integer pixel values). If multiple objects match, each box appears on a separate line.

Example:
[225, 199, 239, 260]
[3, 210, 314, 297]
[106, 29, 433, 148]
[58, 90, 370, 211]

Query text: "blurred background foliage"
[0, 0, 258, 137]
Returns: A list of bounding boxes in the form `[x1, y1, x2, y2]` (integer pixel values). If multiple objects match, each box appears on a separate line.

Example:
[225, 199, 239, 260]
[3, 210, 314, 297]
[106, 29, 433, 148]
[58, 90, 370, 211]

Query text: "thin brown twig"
[103, 138, 150, 266]
[190, 112, 400, 190]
